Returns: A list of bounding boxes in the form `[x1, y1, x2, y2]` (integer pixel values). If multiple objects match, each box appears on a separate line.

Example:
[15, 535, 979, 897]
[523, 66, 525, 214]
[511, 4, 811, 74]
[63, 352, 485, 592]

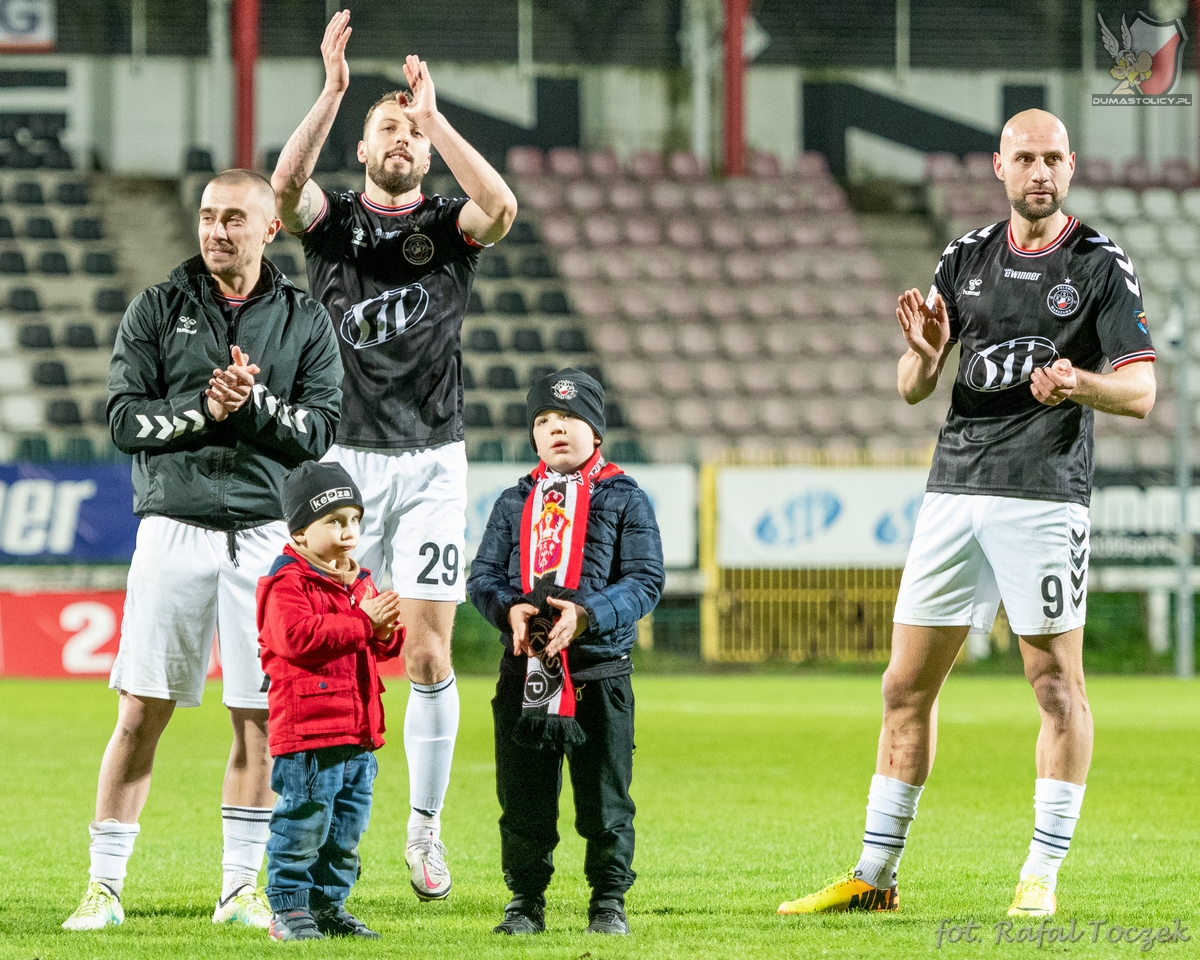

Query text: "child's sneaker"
[212, 885, 271, 927]
[62, 881, 124, 930]
[492, 897, 545, 935]
[312, 903, 381, 938]
[268, 908, 325, 940]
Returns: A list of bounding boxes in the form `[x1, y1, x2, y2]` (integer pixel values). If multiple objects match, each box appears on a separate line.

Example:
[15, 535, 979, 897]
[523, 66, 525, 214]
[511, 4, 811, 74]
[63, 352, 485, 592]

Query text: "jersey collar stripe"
[290, 191, 330, 237]
[1006, 216, 1078, 258]
[360, 193, 424, 216]
[1111, 350, 1157, 368]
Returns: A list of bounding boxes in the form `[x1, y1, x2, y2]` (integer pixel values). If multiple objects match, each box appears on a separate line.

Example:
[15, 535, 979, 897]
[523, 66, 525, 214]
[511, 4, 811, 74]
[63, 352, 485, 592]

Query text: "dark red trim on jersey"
[289, 190, 329, 237]
[1111, 350, 1157, 369]
[1007, 216, 1078, 258]
[359, 192, 424, 216]
[457, 216, 486, 249]
[214, 292, 250, 305]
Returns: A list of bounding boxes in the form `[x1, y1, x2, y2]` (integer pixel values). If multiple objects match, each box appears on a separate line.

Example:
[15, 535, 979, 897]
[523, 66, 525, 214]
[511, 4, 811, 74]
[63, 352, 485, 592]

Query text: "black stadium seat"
[606, 402, 627, 428]
[512, 328, 544, 353]
[467, 290, 484, 314]
[185, 148, 215, 173]
[26, 216, 56, 239]
[33, 360, 68, 386]
[65, 323, 99, 349]
[537, 290, 571, 315]
[508, 221, 538, 245]
[579, 364, 604, 385]
[71, 217, 103, 240]
[19, 323, 53, 348]
[495, 290, 528, 315]
[10, 288, 41, 312]
[13, 181, 44, 204]
[477, 254, 511, 280]
[15, 436, 51, 463]
[47, 398, 83, 426]
[60, 436, 96, 463]
[519, 254, 556, 279]
[554, 327, 589, 353]
[55, 182, 89, 206]
[0, 217, 13, 239]
[473, 439, 504, 461]
[463, 402, 493, 428]
[526, 364, 554, 386]
[502, 402, 526, 428]
[82, 252, 116, 275]
[0, 250, 28, 274]
[95, 289, 128, 313]
[485, 364, 519, 390]
[38, 251, 70, 275]
[466, 328, 501, 353]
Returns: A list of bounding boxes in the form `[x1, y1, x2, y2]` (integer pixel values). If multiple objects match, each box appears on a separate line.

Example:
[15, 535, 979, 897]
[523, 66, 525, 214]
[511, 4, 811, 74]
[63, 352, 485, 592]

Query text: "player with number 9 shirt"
[270, 10, 518, 902]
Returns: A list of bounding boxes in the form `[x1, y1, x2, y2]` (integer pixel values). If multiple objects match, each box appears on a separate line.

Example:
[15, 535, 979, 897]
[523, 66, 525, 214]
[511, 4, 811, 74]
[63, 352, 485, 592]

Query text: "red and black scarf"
[514, 448, 623, 749]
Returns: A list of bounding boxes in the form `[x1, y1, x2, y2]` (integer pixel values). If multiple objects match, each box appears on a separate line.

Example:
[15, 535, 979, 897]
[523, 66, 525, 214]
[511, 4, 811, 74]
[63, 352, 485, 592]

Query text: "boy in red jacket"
[257, 461, 404, 941]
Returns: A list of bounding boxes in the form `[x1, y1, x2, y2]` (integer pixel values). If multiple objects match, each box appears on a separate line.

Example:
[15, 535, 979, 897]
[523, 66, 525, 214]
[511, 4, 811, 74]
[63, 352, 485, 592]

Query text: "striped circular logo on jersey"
[965, 336, 1059, 392]
[1046, 282, 1080, 317]
[403, 233, 434, 265]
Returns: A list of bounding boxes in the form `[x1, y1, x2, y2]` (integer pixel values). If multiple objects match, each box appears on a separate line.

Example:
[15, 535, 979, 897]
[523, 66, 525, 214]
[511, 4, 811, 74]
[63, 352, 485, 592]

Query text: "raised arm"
[896, 287, 954, 404]
[270, 11, 352, 234]
[401, 56, 518, 246]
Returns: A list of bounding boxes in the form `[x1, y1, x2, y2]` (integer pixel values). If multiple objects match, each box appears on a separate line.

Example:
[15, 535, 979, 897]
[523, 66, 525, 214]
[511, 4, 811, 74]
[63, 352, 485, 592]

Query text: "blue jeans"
[265, 745, 377, 912]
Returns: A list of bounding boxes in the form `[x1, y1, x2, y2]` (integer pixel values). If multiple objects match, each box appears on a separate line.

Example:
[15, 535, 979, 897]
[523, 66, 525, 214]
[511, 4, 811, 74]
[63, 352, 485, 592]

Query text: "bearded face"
[1009, 185, 1064, 222]
[359, 103, 431, 197]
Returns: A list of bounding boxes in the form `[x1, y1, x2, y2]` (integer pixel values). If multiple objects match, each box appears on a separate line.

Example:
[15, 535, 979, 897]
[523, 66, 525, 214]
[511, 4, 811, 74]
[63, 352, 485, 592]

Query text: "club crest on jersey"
[1136, 310, 1149, 334]
[965, 336, 1059, 392]
[962, 278, 983, 297]
[403, 232, 434, 265]
[552, 379, 578, 400]
[1047, 282, 1080, 317]
[533, 489, 570, 575]
[341, 283, 430, 350]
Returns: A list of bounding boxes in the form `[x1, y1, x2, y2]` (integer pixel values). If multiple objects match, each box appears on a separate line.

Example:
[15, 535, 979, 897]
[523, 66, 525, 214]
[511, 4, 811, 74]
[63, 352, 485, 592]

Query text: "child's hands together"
[508, 602, 539, 657]
[361, 589, 402, 639]
[543, 598, 588, 658]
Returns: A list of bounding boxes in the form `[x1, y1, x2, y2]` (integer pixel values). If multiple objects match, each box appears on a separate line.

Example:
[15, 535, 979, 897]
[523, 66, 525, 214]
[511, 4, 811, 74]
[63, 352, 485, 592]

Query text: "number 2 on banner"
[61, 602, 118, 673]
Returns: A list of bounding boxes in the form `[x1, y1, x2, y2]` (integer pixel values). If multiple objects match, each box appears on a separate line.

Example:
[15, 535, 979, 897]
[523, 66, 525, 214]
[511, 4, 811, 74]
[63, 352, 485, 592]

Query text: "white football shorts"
[893, 492, 1090, 637]
[323, 441, 467, 602]
[110, 516, 289, 709]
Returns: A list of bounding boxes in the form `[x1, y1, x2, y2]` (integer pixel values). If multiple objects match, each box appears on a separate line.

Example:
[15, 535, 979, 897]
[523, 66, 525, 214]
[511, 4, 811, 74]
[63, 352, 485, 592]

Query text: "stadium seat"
[600, 251, 638, 282]
[511, 328, 544, 353]
[26, 216, 56, 239]
[526, 364, 555, 386]
[47, 398, 83, 426]
[33, 360, 68, 387]
[1161, 158, 1194, 190]
[2, 395, 44, 430]
[536, 290, 570, 315]
[625, 396, 668, 431]
[761, 398, 802, 433]
[539, 215, 578, 247]
[81, 251, 116, 275]
[71, 217, 103, 240]
[18, 322, 53, 349]
[508, 221, 539, 245]
[605, 438, 645, 462]
[94, 289, 127, 313]
[505, 146, 543, 177]
[633, 324, 674, 358]
[12, 181, 45, 204]
[463, 402, 493, 428]
[609, 182, 645, 212]
[718, 324, 760, 360]
[793, 151, 830, 179]
[572, 286, 614, 318]
[552, 327, 588, 354]
[725, 252, 763, 285]
[923, 153, 962, 183]
[962, 152, 994, 182]
[629, 150, 664, 179]
[502, 402, 526, 428]
[695, 360, 735, 395]
[546, 147, 585, 178]
[748, 150, 782, 178]
[1164, 223, 1200, 258]
[1079, 157, 1116, 187]
[495, 290, 528, 315]
[9, 288, 40, 312]
[666, 219, 703, 246]
[1123, 158, 1156, 189]
[691, 183, 723, 212]
[557, 249, 596, 281]
[185, 148, 216, 172]
[650, 182, 687, 213]
[38, 251, 70, 275]
[485, 364, 519, 390]
[673, 398, 714, 432]
[0, 250, 28, 274]
[477, 253, 511, 279]
[669, 151, 705, 179]
[467, 290, 484, 314]
[676, 323, 718, 358]
[55, 182, 89, 206]
[65, 323, 99, 350]
[604, 359, 648, 394]
[15, 434, 52, 462]
[466, 328, 501, 353]
[1140, 188, 1180, 222]
[582, 215, 621, 246]
[520, 180, 562, 212]
[565, 181, 604, 213]
[658, 360, 694, 396]
[60, 436, 96, 463]
[0, 216, 12, 239]
[578, 148, 616, 178]
[472, 439, 504, 461]
[519, 254, 556, 279]
[1120, 223, 1162, 258]
[716, 398, 758, 433]
[90, 397, 108, 426]
[624, 217, 662, 246]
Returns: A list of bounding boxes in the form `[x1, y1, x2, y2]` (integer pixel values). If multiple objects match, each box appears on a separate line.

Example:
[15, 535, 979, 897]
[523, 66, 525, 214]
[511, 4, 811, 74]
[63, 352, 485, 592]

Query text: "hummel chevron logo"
[251, 384, 309, 434]
[1071, 570, 1086, 590]
[1072, 590, 1085, 609]
[1070, 529, 1086, 547]
[135, 411, 205, 440]
[1071, 549, 1087, 569]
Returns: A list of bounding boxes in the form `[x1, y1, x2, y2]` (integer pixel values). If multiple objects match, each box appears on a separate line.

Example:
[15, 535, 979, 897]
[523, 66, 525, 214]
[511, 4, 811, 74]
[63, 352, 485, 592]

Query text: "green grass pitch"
[2, 674, 1196, 959]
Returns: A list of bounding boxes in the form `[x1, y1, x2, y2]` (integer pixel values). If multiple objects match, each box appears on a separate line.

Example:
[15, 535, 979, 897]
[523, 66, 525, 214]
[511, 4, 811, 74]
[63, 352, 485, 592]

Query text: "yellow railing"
[699, 448, 934, 663]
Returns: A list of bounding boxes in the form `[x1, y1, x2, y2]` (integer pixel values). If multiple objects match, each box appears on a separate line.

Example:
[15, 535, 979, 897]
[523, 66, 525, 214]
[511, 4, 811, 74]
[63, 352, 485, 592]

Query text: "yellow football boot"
[1007, 875, 1056, 917]
[778, 867, 899, 915]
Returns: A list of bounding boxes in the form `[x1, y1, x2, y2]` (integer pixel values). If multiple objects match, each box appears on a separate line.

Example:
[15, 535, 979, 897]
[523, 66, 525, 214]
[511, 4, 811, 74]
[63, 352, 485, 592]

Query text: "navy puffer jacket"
[466, 471, 665, 678]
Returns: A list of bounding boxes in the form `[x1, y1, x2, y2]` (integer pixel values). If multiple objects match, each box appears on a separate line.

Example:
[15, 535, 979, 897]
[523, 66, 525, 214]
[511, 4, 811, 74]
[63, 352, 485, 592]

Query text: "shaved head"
[1000, 109, 1071, 159]
[204, 168, 276, 221]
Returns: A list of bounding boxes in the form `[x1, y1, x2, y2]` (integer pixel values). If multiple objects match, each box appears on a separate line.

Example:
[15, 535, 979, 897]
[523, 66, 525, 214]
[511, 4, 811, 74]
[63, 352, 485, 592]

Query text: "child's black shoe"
[585, 899, 629, 935]
[312, 903, 381, 938]
[269, 908, 325, 940]
[492, 897, 545, 935]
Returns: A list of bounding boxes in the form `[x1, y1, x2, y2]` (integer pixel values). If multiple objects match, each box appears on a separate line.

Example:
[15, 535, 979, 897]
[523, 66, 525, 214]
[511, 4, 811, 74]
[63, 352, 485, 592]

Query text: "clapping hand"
[896, 287, 951, 364]
[542, 598, 588, 658]
[400, 55, 437, 125]
[361, 589, 402, 640]
[321, 10, 351, 95]
[206, 345, 259, 421]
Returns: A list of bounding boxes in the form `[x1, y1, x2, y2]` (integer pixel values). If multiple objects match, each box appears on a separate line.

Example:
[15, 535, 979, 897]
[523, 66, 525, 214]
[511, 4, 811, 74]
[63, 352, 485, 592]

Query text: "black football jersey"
[299, 190, 482, 450]
[928, 216, 1155, 506]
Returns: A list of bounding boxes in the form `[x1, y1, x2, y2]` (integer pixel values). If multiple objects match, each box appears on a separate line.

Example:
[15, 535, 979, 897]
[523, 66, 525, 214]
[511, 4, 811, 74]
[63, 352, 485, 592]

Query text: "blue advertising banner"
[0, 464, 138, 563]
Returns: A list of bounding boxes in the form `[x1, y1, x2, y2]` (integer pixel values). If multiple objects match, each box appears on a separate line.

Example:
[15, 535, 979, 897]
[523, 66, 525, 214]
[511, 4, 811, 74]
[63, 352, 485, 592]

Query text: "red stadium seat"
[690, 182, 724, 212]
[629, 150, 664, 179]
[669, 150, 705, 179]
[624, 217, 662, 246]
[803, 399, 844, 435]
[645, 249, 686, 282]
[592, 322, 632, 357]
[696, 360, 736, 395]
[739, 361, 782, 396]
[963, 152, 994, 182]
[724, 252, 764, 285]
[1123, 157, 1157, 189]
[763, 324, 804, 358]
[683, 251, 721, 282]
[633, 324, 675, 357]
[673, 397, 715, 431]
[662, 286, 701, 319]
[709, 221, 743, 249]
[1079, 157, 1116, 188]
[609, 182, 645, 212]
[586, 148, 621, 178]
[1160, 158, 1194, 190]
[923, 152, 963, 183]
[666, 218, 704, 246]
[782, 361, 824, 394]
[677, 323, 719, 358]
[769, 189, 804, 214]
[786, 221, 824, 246]
[598, 250, 638, 282]
[546, 147, 585, 178]
[718, 324, 761, 359]
[767, 253, 806, 284]
[749, 150, 783, 178]
[650, 181, 688, 213]
[761, 397, 802, 433]
[604, 358, 649, 393]
[745, 289, 782, 321]
[506, 146, 543, 177]
[582, 215, 621, 246]
[814, 190, 848, 213]
[716, 398, 758, 433]
[747, 222, 785, 248]
[729, 183, 765, 213]
[557, 249, 596, 280]
[617, 288, 657, 322]
[572, 285, 615, 318]
[792, 151, 830, 179]
[538, 214, 578, 247]
[626, 396, 670, 430]
[702, 287, 741, 321]
[518, 180, 562, 211]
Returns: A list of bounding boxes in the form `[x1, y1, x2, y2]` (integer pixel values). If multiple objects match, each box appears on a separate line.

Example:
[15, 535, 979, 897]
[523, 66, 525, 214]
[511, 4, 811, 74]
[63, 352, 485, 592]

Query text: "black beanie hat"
[526, 367, 605, 452]
[282, 461, 364, 534]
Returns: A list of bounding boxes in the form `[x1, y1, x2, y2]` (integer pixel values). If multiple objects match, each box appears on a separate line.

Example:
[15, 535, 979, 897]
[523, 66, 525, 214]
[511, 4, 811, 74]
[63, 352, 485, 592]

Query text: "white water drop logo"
[965, 337, 1059, 392]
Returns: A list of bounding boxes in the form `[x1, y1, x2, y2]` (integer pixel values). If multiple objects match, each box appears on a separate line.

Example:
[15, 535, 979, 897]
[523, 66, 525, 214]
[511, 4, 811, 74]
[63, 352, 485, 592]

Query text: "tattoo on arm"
[298, 190, 315, 229]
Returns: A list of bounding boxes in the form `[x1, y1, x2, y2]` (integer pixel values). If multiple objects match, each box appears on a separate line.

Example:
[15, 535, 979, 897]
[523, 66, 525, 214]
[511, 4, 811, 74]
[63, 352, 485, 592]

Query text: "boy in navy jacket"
[467, 368, 664, 936]
[257, 461, 404, 940]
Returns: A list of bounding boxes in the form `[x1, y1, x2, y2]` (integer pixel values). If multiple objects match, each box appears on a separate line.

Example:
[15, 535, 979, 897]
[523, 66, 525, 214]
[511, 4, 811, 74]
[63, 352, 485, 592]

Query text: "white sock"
[408, 808, 441, 846]
[855, 775, 923, 888]
[404, 673, 459, 828]
[1020, 778, 1085, 892]
[220, 804, 273, 899]
[89, 819, 140, 896]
